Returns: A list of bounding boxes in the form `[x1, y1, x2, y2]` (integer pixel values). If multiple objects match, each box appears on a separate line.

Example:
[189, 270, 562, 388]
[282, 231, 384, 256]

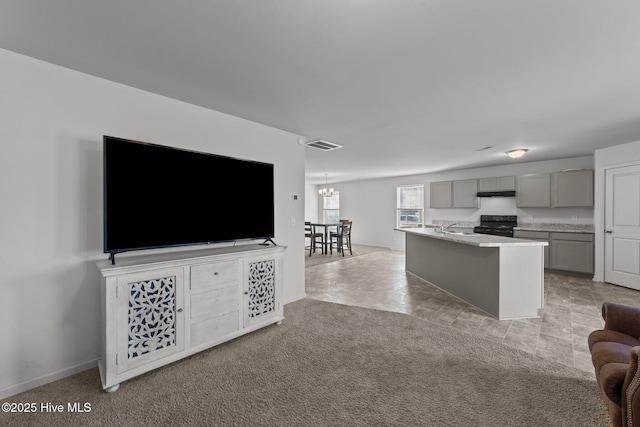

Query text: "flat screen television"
[103, 135, 275, 262]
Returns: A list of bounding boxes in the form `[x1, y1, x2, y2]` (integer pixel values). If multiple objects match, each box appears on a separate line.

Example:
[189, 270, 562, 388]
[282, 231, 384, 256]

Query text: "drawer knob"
[177, 308, 184, 313]
[214, 272, 219, 276]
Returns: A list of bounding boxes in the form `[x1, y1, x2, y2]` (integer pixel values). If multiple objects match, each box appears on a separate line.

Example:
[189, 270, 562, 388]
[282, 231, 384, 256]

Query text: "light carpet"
[0, 299, 607, 426]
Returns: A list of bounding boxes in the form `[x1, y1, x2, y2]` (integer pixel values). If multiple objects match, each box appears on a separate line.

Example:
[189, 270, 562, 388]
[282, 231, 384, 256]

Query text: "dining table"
[309, 222, 340, 254]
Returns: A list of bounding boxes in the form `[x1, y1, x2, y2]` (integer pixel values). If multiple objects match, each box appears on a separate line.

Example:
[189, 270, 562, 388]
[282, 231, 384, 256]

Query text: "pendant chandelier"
[318, 174, 334, 197]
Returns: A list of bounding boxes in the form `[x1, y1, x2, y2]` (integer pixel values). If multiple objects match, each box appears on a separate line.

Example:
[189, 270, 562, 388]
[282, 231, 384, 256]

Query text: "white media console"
[95, 244, 285, 392]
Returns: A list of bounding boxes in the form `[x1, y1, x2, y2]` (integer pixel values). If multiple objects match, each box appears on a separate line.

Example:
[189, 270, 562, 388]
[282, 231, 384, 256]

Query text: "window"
[323, 191, 340, 222]
[397, 185, 423, 228]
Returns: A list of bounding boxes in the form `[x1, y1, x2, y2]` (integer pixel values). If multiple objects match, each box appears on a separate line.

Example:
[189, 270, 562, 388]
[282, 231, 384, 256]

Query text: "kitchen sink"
[443, 231, 475, 236]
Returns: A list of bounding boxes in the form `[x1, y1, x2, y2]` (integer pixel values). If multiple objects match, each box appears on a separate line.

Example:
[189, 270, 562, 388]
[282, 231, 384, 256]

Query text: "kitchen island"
[396, 228, 548, 320]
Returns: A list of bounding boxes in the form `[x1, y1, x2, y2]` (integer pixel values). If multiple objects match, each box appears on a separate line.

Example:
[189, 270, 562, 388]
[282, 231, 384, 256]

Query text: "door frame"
[598, 160, 640, 284]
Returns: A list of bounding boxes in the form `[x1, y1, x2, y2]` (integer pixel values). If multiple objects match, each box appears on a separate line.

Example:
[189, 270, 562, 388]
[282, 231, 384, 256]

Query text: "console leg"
[276, 320, 283, 325]
[105, 383, 120, 393]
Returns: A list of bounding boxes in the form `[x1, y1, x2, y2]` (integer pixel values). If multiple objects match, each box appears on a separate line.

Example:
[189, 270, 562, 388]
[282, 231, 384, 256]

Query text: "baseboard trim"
[284, 292, 307, 305]
[0, 359, 98, 400]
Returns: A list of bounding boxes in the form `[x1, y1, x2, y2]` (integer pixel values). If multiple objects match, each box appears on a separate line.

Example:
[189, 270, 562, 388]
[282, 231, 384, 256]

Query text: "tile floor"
[305, 245, 640, 376]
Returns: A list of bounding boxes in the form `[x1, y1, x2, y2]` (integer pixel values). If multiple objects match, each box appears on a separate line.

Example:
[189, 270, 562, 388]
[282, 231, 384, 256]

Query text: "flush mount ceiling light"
[506, 148, 528, 159]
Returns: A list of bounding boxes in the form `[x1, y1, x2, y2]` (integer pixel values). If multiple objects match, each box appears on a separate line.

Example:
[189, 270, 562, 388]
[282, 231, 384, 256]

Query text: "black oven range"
[473, 215, 517, 237]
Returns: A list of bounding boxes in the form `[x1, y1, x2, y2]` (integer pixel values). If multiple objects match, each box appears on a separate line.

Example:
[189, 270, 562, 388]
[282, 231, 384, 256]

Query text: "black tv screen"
[103, 136, 274, 256]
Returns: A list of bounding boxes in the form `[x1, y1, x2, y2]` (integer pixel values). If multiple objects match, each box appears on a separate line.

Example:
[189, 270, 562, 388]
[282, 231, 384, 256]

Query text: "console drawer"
[191, 285, 239, 320]
[190, 260, 239, 290]
[190, 311, 240, 348]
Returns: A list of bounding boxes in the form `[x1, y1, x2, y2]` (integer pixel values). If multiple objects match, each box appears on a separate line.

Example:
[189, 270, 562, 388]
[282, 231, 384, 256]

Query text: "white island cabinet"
[96, 244, 285, 392]
[396, 229, 546, 320]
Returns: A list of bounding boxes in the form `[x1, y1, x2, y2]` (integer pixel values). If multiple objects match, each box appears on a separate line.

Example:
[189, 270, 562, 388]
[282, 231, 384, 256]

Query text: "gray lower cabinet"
[513, 231, 594, 274]
[549, 232, 594, 274]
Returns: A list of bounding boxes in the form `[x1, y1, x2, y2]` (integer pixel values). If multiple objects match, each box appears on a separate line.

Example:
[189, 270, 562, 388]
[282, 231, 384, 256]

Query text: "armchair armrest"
[603, 303, 640, 339]
[622, 347, 640, 426]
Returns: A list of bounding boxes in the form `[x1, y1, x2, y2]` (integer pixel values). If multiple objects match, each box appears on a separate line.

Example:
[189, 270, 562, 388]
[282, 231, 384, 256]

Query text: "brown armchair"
[589, 302, 640, 426]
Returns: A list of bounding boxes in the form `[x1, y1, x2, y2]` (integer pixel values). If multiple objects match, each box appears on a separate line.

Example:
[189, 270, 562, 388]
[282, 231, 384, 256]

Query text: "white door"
[605, 164, 640, 289]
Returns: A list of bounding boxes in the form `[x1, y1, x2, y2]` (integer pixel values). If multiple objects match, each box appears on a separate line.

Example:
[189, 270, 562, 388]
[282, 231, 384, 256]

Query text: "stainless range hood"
[476, 190, 516, 197]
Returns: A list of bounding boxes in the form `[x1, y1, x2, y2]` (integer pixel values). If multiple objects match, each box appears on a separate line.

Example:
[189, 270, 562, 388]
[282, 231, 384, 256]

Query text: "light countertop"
[514, 223, 595, 234]
[427, 221, 595, 234]
[396, 228, 548, 248]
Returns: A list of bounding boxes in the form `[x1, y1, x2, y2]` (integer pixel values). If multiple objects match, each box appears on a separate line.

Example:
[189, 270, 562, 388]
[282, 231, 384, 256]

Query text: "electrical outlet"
[290, 193, 299, 202]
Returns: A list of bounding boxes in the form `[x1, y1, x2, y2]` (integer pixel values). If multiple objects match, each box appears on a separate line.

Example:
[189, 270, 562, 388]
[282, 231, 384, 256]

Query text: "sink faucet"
[442, 223, 458, 232]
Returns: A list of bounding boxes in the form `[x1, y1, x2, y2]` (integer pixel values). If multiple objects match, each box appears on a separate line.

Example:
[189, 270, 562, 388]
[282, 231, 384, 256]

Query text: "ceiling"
[2, 1, 640, 184]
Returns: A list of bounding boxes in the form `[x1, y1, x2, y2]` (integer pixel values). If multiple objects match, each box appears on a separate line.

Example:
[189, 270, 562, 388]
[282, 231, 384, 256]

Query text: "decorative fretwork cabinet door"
[116, 268, 185, 374]
[243, 254, 283, 328]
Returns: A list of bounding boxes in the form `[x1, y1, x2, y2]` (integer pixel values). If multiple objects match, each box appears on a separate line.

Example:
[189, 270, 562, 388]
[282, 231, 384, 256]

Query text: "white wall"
[594, 140, 640, 281]
[320, 156, 594, 251]
[304, 182, 319, 223]
[0, 49, 306, 398]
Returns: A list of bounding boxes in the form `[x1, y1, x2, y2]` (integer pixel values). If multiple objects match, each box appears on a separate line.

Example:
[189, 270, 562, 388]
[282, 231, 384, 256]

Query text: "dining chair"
[305, 222, 324, 256]
[328, 219, 348, 249]
[330, 220, 352, 256]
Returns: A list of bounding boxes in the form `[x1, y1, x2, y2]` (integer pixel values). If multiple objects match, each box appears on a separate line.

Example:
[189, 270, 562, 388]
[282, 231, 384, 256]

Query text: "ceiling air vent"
[305, 139, 343, 151]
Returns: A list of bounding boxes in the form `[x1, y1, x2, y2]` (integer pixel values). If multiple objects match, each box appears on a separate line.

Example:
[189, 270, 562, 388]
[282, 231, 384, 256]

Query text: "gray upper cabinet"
[551, 170, 594, 207]
[432, 169, 593, 209]
[430, 181, 452, 208]
[452, 179, 479, 208]
[516, 174, 551, 207]
[478, 176, 516, 192]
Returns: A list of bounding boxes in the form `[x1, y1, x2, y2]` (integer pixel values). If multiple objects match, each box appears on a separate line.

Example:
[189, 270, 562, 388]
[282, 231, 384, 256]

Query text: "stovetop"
[473, 215, 517, 237]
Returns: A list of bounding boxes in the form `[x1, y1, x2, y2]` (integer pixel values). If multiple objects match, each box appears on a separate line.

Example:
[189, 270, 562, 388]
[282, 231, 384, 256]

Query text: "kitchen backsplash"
[426, 195, 594, 226]
[431, 220, 478, 227]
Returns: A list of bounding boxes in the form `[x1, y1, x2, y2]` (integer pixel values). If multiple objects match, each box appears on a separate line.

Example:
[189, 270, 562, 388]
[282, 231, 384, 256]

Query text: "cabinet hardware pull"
[214, 272, 219, 275]
[177, 308, 184, 312]
[604, 230, 613, 234]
